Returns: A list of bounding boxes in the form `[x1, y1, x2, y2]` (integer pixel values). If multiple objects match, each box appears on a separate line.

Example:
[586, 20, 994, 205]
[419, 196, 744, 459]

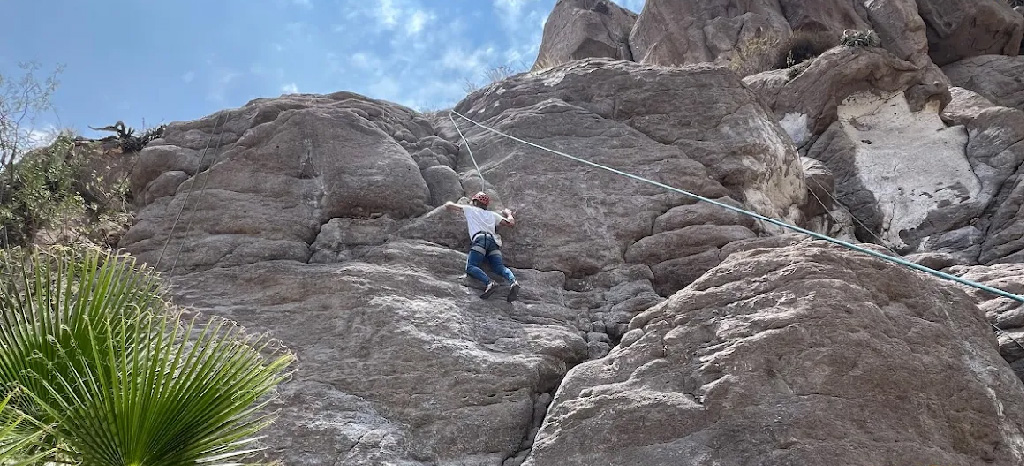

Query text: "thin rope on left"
[449, 111, 486, 189]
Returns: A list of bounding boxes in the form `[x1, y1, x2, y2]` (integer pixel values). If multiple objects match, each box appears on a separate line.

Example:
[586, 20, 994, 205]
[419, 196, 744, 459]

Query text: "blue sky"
[1, 0, 645, 140]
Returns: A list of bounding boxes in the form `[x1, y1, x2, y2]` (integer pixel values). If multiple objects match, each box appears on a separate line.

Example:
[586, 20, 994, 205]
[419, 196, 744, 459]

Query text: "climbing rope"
[153, 113, 226, 270]
[449, 109, 1024, 305]
[168, 122, 231, 275]
[802, 175, 902, 256]
[449, 111, 487, 189]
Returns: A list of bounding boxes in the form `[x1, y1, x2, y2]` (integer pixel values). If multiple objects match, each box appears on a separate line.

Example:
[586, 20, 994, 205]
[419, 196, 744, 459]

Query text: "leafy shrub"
[0, 246, 295, 465]
[0, 133, 138, 248]
[0, 135, 84, 247]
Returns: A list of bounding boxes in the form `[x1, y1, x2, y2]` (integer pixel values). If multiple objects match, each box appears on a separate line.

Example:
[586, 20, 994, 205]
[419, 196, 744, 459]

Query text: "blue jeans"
[466, 234, 516, 285]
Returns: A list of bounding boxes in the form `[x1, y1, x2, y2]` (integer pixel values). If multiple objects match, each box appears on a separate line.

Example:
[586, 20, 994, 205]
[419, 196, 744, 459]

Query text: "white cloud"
[181, 71, 196, 83]
[378, 0, 401, 27]
[282, 83, 299, 94]
[405, 9, 435, 36]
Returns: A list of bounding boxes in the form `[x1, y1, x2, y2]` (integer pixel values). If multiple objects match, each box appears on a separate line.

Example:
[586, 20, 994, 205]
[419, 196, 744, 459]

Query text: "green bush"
[0, 133, 137, 248]
[0, 135, 84, 247]
[0, 246, 295, 465]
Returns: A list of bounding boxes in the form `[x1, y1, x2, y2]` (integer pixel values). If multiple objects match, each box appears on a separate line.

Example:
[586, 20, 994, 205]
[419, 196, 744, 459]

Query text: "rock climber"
[445, 191, 521, 302]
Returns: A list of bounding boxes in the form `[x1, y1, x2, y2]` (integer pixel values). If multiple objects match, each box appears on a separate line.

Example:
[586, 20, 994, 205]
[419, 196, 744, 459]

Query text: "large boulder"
[628, 0, 932, 72]
[918, 0, 1024, 66]
[122, 93, 451, 273]
[944, 55, 1024, 112]
[532, 0, 638, 69]
[628, 0, 792, 69]
[526, 241, 1024, 465]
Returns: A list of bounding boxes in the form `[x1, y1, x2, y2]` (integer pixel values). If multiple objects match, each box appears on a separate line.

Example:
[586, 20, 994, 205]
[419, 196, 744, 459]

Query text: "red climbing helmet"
[471, 191, 490, 207]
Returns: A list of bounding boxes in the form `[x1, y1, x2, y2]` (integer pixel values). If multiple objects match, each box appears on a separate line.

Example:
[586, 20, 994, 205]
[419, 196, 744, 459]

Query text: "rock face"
[121, 59, 816, 464]
[950, 264, 1024, 381]
[532, 0, 638, 69]
[173, 242, 590, 465]
[944, 55, 1024, 112]
[453, 59, 807, 293]
[123, 93, 444, 273]
[628, 0, 793, 68]
[527, 242, 1024, 466]
[114, 3, 1024, 463]
[918, 0, 1024, 66]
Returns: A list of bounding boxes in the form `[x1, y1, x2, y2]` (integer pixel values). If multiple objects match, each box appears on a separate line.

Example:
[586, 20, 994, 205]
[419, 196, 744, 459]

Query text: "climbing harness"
[447, 110, 1024, 306]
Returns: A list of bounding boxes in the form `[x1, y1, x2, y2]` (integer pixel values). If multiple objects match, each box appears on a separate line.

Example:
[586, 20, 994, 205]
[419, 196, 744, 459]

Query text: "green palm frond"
[0, 246, 295, 465]
[0, 391, 52, 465]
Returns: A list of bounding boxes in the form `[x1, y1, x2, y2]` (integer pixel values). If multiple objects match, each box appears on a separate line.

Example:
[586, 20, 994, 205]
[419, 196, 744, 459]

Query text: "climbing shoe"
[480, 282, 498, 299]
[507, 281, 520, 303]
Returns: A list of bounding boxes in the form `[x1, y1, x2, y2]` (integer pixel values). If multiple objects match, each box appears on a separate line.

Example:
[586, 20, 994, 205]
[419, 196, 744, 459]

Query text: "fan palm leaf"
[0, 246, 294, 465]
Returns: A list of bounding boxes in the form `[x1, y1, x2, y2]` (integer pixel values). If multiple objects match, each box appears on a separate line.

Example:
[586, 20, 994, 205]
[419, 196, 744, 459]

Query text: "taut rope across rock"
[448, 110, 1024, 306]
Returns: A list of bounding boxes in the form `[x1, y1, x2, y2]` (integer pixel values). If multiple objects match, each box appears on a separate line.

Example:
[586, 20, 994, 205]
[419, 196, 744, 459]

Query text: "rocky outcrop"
[743, 46, 947, 146]
[950, 264, 1024, 381]
[628, 0, 793, 69]
[173, 241, 592, 465]
[932, 86, 1024, 265]
[628, 0, 932, 72]
[532, 0, 638, 69]
[526, 242, 1024, 466]
[944, 55, 1024, 112]
[123, 93, 451, 273]
[918, 0, 1024, 66]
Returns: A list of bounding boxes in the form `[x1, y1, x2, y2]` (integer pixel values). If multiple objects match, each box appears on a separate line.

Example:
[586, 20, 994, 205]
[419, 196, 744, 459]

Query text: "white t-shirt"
[462, 205, 506, 247]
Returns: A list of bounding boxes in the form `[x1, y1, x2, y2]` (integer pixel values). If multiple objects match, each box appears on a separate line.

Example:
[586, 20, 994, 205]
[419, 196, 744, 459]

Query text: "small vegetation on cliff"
[0, 134, 134, 249]
[0, 65, 163, 249]
[840, 29, 882, 48]
[0, 246, 295, 465]
[462, 61, 528, 93]
[730, 30, 838, 76]
[89, 120, 166, 153]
